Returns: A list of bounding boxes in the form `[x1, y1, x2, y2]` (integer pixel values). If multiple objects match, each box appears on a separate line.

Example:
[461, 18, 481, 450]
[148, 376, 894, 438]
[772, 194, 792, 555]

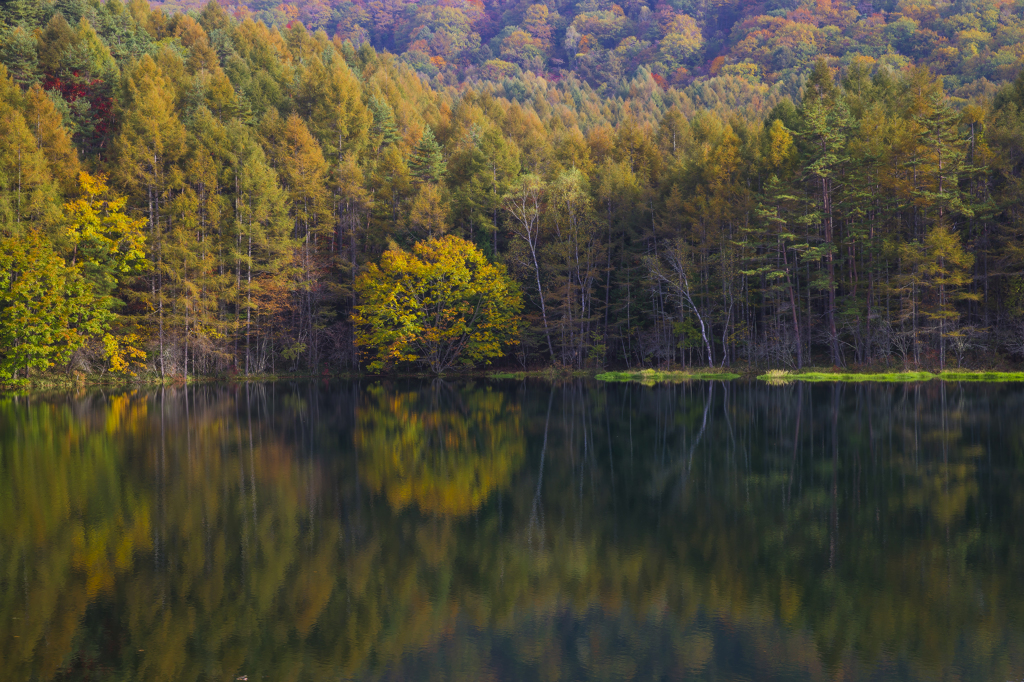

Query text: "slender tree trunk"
[246, 230, 252, 376]
[783, 244, 803, 368]
[824, 176, 840, 365]
[530, 244, 555, 360]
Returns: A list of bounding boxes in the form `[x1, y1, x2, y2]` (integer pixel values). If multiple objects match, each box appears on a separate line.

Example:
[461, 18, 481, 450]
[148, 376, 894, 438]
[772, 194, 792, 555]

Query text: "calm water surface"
[1, 380, 1023, 681]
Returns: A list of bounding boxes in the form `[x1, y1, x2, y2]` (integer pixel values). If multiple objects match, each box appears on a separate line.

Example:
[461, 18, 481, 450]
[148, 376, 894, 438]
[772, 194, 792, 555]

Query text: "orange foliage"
[671, 66, 690, 84]
[789, 7, 818, 26]
[276, 2, 299, 20]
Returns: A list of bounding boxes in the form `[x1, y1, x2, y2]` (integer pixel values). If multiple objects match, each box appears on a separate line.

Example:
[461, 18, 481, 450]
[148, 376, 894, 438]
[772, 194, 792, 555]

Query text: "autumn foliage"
[353, 236, 521, 373]
[4, 0, 1024, 377]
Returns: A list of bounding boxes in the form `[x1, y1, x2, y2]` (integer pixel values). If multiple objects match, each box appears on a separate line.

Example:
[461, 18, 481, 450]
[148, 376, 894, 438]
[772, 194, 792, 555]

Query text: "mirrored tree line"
[1, 380, 1023, 679]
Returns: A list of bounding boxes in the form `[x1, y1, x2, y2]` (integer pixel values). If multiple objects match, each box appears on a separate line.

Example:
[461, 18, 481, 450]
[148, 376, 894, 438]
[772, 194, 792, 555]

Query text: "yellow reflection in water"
[357, 383, 524, 516]
[0, 394, 151, 679]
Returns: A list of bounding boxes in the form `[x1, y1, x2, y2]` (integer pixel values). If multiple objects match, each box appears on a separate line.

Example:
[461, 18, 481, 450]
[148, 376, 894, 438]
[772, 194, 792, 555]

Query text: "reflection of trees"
[347, 381, 1024, 680]
[356, 382, 524, 516]
[0, 387, 345, 682]
[1, 382, 1023, 681]
[120, 386, 344, 682]
[636, 381, 1024, 679]
[0, 394, 151, 680]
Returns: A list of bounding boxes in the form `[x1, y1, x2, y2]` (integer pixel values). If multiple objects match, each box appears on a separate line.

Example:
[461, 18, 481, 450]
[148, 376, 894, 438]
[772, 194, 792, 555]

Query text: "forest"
[151, 0, 1024, 102]
[3, 0, 1024, 378]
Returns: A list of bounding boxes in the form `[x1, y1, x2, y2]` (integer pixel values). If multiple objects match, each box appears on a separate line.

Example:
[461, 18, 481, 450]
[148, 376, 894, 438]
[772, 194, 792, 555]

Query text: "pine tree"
[37, 13, 77, 75]
[297, 54, 371, 160]
[52, 0, 87, 25]
[0, 26, 40, 86]
[369, 144, 412, 247]
[409, 126, 447, 184]
[546, 167, 603, 367]
[268, 113, 331, 369]
[408, 183, 450, 238]
[1, 0, 42, 29]
[368, 94, 399, 155]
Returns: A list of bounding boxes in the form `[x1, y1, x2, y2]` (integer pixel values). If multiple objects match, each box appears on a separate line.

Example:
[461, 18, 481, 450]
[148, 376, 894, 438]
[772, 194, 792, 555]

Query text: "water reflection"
[357, 382, 524, 516]
[0, 381, 1022, 681]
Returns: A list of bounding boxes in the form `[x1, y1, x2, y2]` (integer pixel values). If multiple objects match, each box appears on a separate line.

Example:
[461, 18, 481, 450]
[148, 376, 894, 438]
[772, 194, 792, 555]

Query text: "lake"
[1, 380, 1022, 681]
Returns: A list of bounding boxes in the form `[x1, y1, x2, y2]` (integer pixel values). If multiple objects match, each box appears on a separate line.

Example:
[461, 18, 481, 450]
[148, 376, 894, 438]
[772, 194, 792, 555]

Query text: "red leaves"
[43, 73, 114, 149]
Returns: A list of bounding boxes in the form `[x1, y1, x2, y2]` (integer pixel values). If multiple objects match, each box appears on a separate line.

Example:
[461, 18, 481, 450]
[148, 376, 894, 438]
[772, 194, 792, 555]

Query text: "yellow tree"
[23, 84, 80, 194]
[0, 233, 102, 381]
[264, 111, 331, 367]
[0, 67, 62, 233]
[353, 236, 522, 373]
[897, 224, 977, 368]
[62, 172, 148, 373]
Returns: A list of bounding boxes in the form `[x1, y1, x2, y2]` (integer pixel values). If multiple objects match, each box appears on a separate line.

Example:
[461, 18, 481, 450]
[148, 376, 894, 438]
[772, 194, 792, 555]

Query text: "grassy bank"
[757, 369, 1024, 384]
[595, 369, 742, 384]
[0, 370, 361, 393]
[7, 367, 1024, 393]
[486, 368, 595, 380]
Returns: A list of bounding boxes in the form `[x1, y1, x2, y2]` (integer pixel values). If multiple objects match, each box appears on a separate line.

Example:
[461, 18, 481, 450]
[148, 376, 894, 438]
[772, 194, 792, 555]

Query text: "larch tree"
[268, 112, 331, 368]
[23, 84, 81, 194]
[0, 77, 62, 233]
[230, 125, 295, 374]
[113, 54, 187, 376]
[797, 60, 850, 367]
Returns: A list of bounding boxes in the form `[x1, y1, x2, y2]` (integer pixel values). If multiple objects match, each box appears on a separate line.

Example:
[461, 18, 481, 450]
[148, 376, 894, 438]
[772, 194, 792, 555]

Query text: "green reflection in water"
[0, 381, 1022, 681]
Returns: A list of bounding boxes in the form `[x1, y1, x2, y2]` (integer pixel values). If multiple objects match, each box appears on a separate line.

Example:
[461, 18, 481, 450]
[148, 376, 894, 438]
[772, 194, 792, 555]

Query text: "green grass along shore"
[594, 369, 742, 384]
[4, 367, 1024, 392]
[588, 368, 1024, 385]
[757, 369, 1024, 383]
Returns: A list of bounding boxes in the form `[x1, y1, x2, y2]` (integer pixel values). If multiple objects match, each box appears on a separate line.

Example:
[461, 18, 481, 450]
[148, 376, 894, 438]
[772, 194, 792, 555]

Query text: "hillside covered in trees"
[135, 0, 1024, 101]
[3, 0, 1024, 379]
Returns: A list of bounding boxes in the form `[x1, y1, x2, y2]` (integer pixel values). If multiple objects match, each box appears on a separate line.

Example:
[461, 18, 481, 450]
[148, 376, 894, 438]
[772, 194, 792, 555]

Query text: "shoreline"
[756, 369, 1024, 383]
[3, 367, 1024, 393]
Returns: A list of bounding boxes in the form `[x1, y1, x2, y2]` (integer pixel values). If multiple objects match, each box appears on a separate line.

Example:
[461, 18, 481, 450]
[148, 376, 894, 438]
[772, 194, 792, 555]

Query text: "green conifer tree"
[409, 126, 447, 184]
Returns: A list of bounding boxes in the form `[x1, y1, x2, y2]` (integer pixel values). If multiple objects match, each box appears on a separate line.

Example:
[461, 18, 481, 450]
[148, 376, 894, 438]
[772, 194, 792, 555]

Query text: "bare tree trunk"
[783, 244, 803, 368]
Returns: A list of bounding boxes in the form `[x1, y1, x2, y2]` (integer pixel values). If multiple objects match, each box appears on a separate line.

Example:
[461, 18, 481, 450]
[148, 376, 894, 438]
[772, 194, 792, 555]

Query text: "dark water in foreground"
[1, 380, 1023, 681]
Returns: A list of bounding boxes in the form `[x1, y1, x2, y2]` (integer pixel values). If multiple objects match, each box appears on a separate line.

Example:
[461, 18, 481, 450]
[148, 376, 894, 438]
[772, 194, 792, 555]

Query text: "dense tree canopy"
[118, 0, 1024, 102]
[3, 0, 1024, 377]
